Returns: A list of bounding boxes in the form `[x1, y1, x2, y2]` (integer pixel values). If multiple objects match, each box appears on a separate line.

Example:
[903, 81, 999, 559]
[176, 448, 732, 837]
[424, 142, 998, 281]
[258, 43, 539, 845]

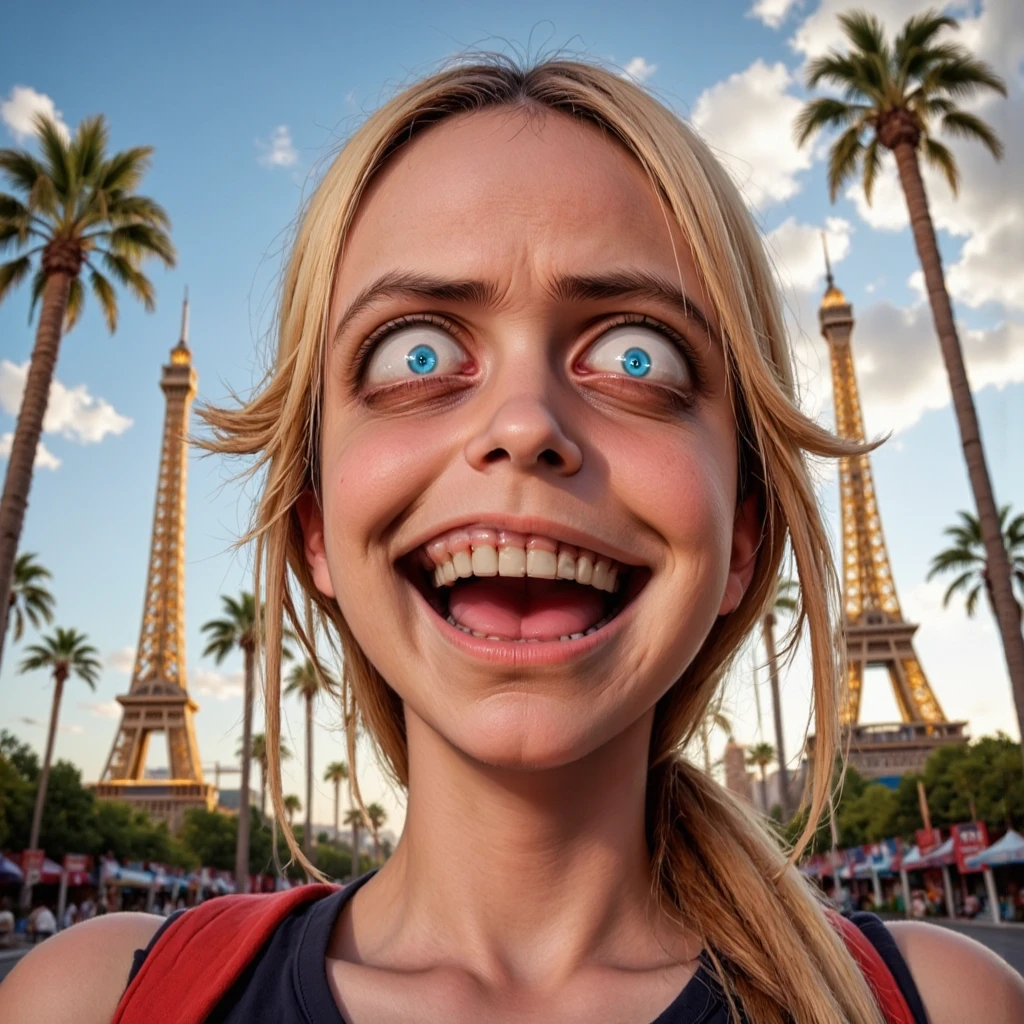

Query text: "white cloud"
[257, 125, 298, 169]
[193, 667, 243, 700]
[790, 0, 944, 59]
[80, 700, 123, 720]
[59, 723, 85, 735]
[749, 0, 803, 29]
[0, 361, 132, 445]
[0, 85, 69, 142]
[103, 646, 136, 674]
[691, 60, 812, 210]
[767, 216, 852, 292]
[621, 57, 657, 83]
[0, 432, 60, 470]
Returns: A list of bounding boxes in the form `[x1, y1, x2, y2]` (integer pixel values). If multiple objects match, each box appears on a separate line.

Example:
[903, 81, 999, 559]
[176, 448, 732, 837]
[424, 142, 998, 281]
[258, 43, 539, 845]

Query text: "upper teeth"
[422, 527, 622, 593]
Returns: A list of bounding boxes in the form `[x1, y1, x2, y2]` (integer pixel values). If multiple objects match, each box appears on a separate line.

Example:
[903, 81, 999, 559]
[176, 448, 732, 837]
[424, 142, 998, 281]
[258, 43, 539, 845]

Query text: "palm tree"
[323, 760, 349, 842]
[5, 552, 55, 644]
[344, 806, 364, 880]
[763, 578, 798, 820]
[283, 793, 302, 827]
[285, 657, 335, 858]
[697, 697, 732, 775]
[746, 741, 776, 815]
[202, 592, 260, 895]
[366, 802, 387, 862]
[794, 10, 1024, 748]
[0, 116, 175, 672]
[928, 506, 1024, 620]
[239, 732, 292, 817]
[17, 627, 98, 906]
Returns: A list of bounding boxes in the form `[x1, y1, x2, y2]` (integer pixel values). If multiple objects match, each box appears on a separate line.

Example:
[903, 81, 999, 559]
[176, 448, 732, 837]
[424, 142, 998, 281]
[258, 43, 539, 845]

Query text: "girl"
[5, 56, 1022, 1024]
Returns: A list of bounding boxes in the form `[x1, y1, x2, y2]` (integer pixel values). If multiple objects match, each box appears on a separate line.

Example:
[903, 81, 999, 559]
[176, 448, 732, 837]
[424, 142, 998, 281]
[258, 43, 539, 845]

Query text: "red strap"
[113, 884, 338, 1024]
[825, 909, 915, 1024]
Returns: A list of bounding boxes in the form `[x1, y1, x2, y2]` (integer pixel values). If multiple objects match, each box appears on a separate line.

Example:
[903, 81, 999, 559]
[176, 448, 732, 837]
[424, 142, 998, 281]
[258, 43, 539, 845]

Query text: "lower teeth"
[445, 612, 614, 641]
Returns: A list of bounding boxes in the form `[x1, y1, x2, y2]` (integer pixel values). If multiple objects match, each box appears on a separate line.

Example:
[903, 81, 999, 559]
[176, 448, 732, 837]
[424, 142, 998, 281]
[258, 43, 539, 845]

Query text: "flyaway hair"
[199, 55, 883, 1023]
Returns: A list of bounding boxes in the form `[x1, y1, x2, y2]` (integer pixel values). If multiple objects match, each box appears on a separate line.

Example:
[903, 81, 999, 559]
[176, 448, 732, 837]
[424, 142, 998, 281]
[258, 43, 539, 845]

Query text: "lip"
[405, 571, 644, 667]
[394, 513, 651, 568]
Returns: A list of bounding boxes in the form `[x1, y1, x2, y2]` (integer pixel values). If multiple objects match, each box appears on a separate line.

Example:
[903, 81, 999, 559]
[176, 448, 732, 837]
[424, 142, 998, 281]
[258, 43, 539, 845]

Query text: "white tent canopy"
[966, 829, 1024, 869]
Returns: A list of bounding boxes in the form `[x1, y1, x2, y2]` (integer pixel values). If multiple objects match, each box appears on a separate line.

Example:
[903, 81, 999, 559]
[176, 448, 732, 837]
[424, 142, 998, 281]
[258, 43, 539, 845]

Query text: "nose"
[465, 395, 583, 477]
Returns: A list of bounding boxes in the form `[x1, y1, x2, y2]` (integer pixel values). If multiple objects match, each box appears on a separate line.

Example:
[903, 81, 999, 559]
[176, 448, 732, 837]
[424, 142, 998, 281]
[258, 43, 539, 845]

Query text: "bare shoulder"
[888, 921, 1024, 1024]
[0, 913, 163, 1024]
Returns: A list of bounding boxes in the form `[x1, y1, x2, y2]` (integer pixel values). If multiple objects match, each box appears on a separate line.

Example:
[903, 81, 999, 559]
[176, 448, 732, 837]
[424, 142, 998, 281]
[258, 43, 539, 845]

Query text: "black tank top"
[129, 872, 928, 1023]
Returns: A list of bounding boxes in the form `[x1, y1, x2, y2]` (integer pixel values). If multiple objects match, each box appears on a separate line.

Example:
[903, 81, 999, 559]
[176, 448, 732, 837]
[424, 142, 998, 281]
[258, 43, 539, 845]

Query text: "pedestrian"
[0, 897, 15, 949]
[61, 901, 78, 930]
[5, 54, 1024, 1024]
[28, 904, 56, 944]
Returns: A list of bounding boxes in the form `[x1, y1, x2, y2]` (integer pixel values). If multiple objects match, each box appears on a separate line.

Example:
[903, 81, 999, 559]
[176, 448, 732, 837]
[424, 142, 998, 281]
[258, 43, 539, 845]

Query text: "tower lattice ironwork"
[95, 294, 216, 830]
[811, 243, 967, 784]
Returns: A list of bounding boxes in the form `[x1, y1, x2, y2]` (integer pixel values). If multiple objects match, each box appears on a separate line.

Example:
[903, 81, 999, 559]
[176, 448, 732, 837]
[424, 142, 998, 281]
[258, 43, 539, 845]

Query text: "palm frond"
[806, 51, 869, 93]
[793, 97, 865, 148]
[827, 125, 864, 202]
[0, 254, 31, 304]
[27, 265, 46, 320]
[73, 115, 109, 182]
[920, 54, 1008, 100]
[33, 114, 73, 199]
[105, 194, 171, 230]
[96, 250, 156, 310]
[95, 147, 153, 194]
[965, 582, 984, 618]
[89, 268, 118, 332]
[839, 10, 889, 57]
[105, 222, 176, 266]
[922, 136, 961, 195]
[0, 149, 46, 196]
[861, 135, 883, 203]
[64, 276, 85, 332]
[940, 109, 1004, 160]
[940, 569, 976, 607]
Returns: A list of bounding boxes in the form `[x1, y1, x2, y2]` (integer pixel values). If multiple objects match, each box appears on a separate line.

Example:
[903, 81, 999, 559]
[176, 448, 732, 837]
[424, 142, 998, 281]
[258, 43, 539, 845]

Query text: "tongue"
[448, 577, 606, 639]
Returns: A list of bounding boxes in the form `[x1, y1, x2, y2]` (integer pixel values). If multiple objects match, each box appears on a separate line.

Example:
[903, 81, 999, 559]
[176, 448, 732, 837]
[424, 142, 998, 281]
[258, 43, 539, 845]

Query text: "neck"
[347, 707, 686, 985]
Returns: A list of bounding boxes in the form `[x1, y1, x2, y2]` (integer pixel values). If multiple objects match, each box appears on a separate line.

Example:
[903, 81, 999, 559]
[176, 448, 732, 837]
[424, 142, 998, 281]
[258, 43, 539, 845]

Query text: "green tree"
[313, 839, 353, 883]
[285, 657, 335, 858]
[283, 793, 301, 827]
[344, 806, 364, 880]
[366, 802, 387, 862]
[323, 760, 349, 842]
[763, 578, 798, 820]
[928, 506, 1024, 619]
[202, 592, 260, 895]
[6, 552, 55, 644]
[746, 741, 776, 814]
[0, 116, 175, 673]
[18, 627, 98, 903]
[794, 10, 1024, 746]
[239, 732, 291, 818]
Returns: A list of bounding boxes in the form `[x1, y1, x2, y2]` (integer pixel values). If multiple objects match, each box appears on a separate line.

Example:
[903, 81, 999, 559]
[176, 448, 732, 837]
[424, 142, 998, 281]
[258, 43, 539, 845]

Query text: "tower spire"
[822, 231, 834, 289]
[180, 286, 190, 347]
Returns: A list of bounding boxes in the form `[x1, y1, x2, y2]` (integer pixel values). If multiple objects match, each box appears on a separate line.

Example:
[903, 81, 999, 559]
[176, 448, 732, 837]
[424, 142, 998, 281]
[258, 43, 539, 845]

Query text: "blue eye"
[581, 325, 691, 388]
[621, 347, 651, 377]
[364, 325, 468, 385]
[406, 344, 438, 374]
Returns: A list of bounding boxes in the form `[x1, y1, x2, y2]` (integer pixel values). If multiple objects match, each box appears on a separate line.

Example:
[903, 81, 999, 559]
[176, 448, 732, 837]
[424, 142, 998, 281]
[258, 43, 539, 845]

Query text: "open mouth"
[400, 525, 651, 643]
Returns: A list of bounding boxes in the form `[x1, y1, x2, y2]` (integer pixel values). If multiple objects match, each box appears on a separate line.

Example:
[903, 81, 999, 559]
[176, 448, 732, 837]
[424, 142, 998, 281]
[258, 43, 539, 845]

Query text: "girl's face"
[301, 109, 759, 770]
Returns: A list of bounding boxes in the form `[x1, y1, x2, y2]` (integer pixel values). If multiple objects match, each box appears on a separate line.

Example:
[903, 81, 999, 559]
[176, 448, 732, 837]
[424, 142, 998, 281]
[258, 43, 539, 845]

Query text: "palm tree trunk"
[21, 672, 64, 909]
[260, 762, 267, 818]
[763, 613, 791, 820]
[234, 647, 255, 894]
[351, 822, 360, 882]
[759, 765, 768, 815]
[0, 272, 72, 676]
[333, 781, 340, 840]
[892, 142, 1024, 759]
[304, 694, 313, 860]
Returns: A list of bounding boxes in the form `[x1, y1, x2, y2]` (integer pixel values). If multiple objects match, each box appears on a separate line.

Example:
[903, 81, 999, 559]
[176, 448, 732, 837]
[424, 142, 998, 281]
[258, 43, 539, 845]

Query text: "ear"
[718, 493, 761, 617]
[295, 490, 336, 599]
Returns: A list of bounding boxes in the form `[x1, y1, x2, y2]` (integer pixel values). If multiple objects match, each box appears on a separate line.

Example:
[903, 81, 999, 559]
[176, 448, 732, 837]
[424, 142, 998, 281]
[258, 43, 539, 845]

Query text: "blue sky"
[1, 0, 1021, 836]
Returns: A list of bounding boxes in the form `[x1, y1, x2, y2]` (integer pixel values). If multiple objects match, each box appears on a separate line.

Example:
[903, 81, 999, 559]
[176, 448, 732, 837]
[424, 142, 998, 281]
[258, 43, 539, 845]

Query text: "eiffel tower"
[94, 294, 216, 830]
[811, 248, 966, 783]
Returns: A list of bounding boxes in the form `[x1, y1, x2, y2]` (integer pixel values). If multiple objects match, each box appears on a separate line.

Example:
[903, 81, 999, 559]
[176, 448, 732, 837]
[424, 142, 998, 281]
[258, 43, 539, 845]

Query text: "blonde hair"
[201, 56, 882, 1023]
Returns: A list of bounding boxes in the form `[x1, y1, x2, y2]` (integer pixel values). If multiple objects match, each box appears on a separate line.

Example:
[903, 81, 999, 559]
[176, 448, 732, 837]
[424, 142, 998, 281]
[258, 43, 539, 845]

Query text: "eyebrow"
[332, 268, 721, 346]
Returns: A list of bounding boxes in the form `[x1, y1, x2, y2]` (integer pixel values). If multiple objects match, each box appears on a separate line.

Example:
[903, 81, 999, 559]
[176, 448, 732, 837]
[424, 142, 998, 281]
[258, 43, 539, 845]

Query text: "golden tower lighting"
[809, 242, 966, 781]
[94, 292, 216, 830]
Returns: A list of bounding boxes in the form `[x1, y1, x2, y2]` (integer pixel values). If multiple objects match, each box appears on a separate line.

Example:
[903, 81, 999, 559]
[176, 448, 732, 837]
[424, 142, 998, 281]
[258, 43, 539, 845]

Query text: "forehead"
[336, 108, 696, 294]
